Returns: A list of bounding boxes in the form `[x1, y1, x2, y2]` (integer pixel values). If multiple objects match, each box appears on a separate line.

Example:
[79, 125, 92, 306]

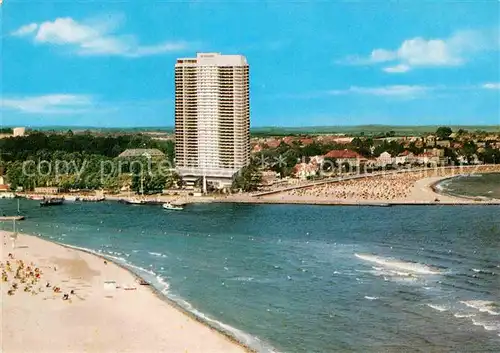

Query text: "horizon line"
[2, 124, 500, 130]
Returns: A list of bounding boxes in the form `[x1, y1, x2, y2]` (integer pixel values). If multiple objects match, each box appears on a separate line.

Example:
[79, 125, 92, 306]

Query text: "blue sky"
[1, 0, 499, 127]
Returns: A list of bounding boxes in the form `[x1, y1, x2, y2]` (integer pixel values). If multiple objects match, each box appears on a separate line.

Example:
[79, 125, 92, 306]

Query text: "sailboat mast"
[140, 171, 144, 196]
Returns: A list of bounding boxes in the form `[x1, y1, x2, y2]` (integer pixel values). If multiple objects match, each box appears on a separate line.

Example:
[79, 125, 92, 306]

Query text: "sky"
[1, 0, 499, 128]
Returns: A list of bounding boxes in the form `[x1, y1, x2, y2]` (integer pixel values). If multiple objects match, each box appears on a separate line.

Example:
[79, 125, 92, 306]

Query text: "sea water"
[437, 173, 500, 199]
[1, 199, 499, 352]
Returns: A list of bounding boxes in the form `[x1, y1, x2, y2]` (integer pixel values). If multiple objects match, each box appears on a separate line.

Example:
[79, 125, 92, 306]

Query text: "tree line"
[1, 132, 176, 193]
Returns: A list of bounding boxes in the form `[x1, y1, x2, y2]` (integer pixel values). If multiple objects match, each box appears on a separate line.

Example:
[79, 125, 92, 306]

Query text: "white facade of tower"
[174, 53, 250, 187]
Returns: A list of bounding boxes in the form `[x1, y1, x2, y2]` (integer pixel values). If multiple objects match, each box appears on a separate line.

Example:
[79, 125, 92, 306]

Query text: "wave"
[472, 319, 500, 332]
[355, 253, 440, 275]
[166, 294, 279, 353]
[124, 262, 158, 277]
[229, 276, 255, 282]
[58, 243, 129, 266]
[156, 275, 170, 293]
[464, 174, 483, 178]
[367, 268, 421, 284]
[148, 252, 168, 258]
[472, 268, 497, 276]
[460, 300, 500, 316]
[454, 313, 476, 318]
[427, 304, 448, 312]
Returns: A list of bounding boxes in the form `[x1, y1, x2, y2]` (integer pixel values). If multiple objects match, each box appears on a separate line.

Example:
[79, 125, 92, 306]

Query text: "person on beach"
[10, 232, 18, 250]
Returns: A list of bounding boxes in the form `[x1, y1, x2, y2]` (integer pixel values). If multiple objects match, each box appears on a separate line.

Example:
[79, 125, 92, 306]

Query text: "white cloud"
[482, 82, 500, 90]
[342, 29, 499, 73]
[397, 37, 461, 66]
[10, 23, 39, 37]
[0, 94, 92, 114]
[370, 49, 397, 63]
[329, 85, 430, 98]
[11, 17, 191, 57]
[383, 64, 411, 73]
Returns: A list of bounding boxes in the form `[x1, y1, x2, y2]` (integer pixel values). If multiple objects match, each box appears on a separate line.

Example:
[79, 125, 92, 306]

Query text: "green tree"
[232, 164, 262, 192]
[461, 141, 477, 163]
[436, 126, 453, 140]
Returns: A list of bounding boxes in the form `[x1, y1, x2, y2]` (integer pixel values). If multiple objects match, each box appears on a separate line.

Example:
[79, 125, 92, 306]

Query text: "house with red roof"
[395, 150, 415, 165]
[293, 162, 319, 180]
[292, 155, 324, 179]
[415, 152, 440, 165]
[265, 139, 281, 149]
[323, 149, 367, 167]
[282, 136, 296, 145]
[299, 138, 314, 146]
[0, 175, 11, 194]
[251, 144, 264, 154]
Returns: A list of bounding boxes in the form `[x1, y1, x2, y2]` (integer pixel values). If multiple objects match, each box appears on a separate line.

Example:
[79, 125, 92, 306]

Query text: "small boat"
[162, 202, 183, 211]
[0, 215, 25, 221]
[40, 198, 64, 207]
[81, 196, 105, 202]
[64, 195, 79, 202]
[0, 193, 15, 199]
[29, 195, 44, 201]
[121, 198, 145, 205]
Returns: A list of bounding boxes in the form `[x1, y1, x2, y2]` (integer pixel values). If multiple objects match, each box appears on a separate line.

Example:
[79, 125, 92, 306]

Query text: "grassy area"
[251, 125, 500, 136]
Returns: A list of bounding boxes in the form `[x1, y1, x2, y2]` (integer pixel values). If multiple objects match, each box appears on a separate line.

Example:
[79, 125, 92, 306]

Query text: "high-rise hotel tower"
[174, 53, 250, 189]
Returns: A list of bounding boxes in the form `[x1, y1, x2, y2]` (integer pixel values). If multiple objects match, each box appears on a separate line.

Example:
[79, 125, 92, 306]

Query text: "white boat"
[162, 202, 183, 210]
[81, 196, 105, 202]
[0, 193, 15, 199]
[64, 195, 78, 202]
[122, 198, 145, 205]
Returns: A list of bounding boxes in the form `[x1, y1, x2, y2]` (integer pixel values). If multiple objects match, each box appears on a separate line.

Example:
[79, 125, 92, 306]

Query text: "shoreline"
[219, 174, 500, 206]
[430, 177, 500, 202]
[55, 240, 261, 353]
[11, 166, 500, 208]
[1, 231, 257, 353]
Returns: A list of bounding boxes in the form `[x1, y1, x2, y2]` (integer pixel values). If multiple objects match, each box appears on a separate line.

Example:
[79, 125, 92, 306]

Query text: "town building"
[174, 53, 250, 190]
[293, 162, 318, 180]
[376, 152, 393, 167]
[324, 149, 367, 168]
[395, 151, 415, 165]
[34, 187, 59, 194]
[13, 127, 26, 137]
[118, 149, 165, 159]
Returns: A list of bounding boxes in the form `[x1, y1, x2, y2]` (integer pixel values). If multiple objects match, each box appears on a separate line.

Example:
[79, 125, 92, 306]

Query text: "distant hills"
[7, 124, 500, 136]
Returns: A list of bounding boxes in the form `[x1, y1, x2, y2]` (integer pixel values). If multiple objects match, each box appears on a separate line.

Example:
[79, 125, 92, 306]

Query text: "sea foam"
[427, 304, 448, 312]
[355, 253, 440, 275]
[460, 300, 500, 316]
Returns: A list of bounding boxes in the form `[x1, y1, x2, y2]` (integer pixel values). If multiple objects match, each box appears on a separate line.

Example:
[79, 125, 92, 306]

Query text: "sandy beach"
[1, 231, 248, 353]
[223, 165, 500, 206]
